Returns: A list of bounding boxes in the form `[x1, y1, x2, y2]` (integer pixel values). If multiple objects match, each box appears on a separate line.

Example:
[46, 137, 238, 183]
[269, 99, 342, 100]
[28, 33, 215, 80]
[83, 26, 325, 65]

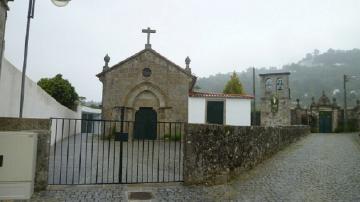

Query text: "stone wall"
[184, 124, 310, 185]
[0, 117, 51, 192]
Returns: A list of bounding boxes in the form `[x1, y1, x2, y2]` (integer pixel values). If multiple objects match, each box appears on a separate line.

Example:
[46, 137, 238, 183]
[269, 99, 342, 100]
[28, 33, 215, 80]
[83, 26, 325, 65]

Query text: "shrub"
[164, 133, 182, 141]
[38, 74, 79, 110]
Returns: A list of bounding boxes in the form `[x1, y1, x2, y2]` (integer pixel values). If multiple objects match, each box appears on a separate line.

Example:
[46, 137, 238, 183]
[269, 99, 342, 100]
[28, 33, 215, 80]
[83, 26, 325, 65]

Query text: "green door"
[134, 107, 157, 140]
[319, 111, 332, 133]
[206, 101, 224, 124]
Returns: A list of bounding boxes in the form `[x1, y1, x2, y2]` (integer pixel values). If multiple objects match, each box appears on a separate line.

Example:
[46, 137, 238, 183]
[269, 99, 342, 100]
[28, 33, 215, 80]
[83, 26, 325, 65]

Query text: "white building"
[188, 91, 253, 126]
[80, 105, 102, 134]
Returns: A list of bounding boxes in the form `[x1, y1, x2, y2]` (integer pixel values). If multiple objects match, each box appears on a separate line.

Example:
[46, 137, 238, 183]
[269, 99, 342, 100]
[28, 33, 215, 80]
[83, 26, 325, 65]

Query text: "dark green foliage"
[37, 74, 79, 110]
[223, 72, 245, 94]
[197, 49, 360, 107]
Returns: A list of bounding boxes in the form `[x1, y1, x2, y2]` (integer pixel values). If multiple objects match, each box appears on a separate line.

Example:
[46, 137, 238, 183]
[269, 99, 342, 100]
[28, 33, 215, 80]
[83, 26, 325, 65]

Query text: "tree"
[223, 71, 245, 94]
[38, 74, 79, 110]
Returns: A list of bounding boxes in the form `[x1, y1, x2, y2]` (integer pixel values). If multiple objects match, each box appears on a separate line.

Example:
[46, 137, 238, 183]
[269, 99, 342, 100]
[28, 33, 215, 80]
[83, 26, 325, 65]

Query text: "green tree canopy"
[223, 71, 245, 94]
[37, 74, 79, 110]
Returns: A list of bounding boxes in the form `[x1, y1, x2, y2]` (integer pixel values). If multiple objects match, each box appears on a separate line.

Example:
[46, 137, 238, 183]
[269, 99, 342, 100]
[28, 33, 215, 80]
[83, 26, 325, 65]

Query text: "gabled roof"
[259, 72, 290, 77]
[97, 48, 195, 78]
[189, 91, 254, 99]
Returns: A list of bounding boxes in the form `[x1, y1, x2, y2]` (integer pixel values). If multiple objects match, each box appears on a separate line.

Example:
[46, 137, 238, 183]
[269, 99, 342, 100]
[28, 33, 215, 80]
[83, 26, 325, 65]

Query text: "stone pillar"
[0, 117, 51, 192]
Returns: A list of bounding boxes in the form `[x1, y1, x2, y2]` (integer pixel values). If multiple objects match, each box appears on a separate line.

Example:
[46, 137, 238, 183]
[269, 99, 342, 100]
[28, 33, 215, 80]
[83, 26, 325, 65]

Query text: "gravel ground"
[32, 133, 360, 201]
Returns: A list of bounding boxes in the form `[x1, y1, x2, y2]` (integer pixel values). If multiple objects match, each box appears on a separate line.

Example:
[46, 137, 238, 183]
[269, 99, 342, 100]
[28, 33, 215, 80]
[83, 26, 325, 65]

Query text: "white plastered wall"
[225, 98, 251, 126]
[0, 59, 81, 145]
[188, 97, 206, 124]
[188, 96, 251, 126]
[0, 58, 81, 119]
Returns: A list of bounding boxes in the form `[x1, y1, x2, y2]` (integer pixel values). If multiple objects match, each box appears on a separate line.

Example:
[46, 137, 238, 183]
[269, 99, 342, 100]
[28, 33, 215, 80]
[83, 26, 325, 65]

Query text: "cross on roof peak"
[142, 27, 156, 49]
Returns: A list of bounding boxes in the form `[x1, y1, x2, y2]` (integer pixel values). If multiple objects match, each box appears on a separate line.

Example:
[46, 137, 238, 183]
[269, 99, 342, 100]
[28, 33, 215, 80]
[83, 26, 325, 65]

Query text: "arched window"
[276, 78, 284, 90]
[265, 78, 273, 91]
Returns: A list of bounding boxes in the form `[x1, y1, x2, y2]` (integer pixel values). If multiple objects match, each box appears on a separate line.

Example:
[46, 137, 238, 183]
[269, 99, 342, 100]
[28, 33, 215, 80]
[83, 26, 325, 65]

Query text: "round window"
[142, 68, 152, 77]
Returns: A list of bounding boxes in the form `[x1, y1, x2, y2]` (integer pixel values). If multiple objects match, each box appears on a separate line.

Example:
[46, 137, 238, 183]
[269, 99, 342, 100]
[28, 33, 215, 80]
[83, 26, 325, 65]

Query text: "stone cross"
[142, 27, 156, 49]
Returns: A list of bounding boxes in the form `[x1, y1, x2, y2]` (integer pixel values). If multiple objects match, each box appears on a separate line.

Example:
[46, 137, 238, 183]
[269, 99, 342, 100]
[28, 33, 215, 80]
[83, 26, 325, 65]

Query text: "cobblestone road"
[32, 133, 360, 201]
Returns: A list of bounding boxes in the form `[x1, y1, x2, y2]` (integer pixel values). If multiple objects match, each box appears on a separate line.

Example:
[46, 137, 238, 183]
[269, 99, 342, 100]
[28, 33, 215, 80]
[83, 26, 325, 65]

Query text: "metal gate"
[48, 118, 184, 185]
[319, 111, 332, 133]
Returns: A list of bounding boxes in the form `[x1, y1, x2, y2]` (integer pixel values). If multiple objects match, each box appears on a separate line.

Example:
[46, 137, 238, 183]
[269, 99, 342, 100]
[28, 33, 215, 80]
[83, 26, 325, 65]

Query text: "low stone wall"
[184, 124, 310, 185]
[0, 117, 50, 191]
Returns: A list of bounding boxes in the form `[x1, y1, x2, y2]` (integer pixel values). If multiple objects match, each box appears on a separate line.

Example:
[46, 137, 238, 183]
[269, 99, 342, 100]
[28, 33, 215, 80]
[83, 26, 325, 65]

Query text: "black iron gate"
[48, 118, 184, 185]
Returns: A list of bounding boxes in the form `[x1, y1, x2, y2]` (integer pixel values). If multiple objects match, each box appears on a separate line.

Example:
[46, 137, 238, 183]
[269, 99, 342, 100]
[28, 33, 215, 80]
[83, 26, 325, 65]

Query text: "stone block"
[184, 124, 310, 185]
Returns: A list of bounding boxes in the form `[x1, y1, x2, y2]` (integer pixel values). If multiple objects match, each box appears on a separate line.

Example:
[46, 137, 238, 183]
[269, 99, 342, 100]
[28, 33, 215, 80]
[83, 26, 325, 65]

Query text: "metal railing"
[48, 118, 185, 185]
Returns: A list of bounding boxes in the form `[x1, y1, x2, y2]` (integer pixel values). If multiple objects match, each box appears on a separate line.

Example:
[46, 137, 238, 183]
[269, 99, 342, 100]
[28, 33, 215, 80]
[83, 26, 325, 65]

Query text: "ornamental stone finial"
[296, 98, 301, 109]
[185, 56, 191, 73]
[332, 97, 338, 107]
[103, 54, 110, 71]
[185, 56, 191, 67]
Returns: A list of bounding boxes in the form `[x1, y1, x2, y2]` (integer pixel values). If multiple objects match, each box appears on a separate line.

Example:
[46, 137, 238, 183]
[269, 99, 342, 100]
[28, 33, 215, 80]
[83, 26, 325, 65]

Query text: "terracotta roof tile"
[189, 91, 254, 99]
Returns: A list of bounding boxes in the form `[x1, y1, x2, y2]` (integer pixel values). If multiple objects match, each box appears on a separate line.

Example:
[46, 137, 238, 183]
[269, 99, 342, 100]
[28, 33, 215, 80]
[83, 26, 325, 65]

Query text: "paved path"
[32, 133, 360, 201]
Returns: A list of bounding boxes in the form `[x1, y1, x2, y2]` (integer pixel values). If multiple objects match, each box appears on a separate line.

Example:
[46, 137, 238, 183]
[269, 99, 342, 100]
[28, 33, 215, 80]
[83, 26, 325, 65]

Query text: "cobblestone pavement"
[31, 133, 360, 201]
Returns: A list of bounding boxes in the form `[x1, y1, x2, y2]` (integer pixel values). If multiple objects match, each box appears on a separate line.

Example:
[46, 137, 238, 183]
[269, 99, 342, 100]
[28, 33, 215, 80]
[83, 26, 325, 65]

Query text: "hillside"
[196, 49, 360, 107]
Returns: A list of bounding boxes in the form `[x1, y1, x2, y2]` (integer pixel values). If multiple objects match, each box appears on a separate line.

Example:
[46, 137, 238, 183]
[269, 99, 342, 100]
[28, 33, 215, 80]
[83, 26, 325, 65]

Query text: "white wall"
[188, 97, 206, 124]
[188, 97, 252, 126]
[0, 58, 81, 119]
[0, 59, 81, 145]
[225, 99, 251, 126]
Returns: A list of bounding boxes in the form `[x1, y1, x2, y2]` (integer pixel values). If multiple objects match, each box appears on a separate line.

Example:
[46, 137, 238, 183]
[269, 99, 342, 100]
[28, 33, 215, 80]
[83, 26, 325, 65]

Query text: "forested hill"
[196, 49, 360, 107]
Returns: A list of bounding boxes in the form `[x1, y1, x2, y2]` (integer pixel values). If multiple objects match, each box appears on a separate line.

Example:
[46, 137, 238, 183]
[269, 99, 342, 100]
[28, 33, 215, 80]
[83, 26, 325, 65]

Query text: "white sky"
[4, 0, 360, 101]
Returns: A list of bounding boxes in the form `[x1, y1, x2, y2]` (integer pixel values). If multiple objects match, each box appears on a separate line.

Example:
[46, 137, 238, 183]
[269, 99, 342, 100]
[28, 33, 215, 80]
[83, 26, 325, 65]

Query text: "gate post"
[0, 118, 51, 192]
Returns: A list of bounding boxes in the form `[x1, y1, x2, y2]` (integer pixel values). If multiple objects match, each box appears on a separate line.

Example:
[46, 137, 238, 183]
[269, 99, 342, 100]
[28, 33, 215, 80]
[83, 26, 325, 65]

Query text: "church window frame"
[265, 78, 273, 91]
[142, 67, 152, 77]
[276, 78, 284, 91]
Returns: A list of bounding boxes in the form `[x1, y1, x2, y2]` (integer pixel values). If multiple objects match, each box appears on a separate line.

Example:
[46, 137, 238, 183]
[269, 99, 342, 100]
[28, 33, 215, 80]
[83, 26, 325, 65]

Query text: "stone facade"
[309, 92, 340, 132]
[351, 100, 360, 130]
[0, 117, 51, 192]
[97, 48, 196, 129]
[0, 0, 9, 77]
[292, 94, 360, 133]
[259, 72, 291, 126]
[184, 123, 310, 185]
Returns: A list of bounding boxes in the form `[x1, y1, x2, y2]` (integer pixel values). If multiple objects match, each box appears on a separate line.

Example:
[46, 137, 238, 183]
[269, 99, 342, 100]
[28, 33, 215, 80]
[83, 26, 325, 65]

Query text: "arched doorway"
[134, 107, 157, 139]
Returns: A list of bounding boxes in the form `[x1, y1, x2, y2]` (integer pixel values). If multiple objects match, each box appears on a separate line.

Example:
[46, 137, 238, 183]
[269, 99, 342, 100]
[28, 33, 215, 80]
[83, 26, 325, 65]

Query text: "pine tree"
[223, 71, 244, 94]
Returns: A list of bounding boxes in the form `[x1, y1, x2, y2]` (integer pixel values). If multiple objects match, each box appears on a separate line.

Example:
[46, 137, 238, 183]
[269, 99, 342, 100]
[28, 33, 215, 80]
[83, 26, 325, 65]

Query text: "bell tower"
[259, 72, 291, 126]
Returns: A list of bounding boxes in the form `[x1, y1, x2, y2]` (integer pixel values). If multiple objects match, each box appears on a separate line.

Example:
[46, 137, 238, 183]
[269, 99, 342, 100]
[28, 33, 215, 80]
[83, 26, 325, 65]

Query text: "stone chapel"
[96, 28, 196, 125]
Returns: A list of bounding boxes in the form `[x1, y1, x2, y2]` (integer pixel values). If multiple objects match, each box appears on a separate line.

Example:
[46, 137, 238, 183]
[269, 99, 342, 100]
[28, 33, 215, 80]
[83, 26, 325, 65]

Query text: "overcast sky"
[4, 0, 360, 101]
